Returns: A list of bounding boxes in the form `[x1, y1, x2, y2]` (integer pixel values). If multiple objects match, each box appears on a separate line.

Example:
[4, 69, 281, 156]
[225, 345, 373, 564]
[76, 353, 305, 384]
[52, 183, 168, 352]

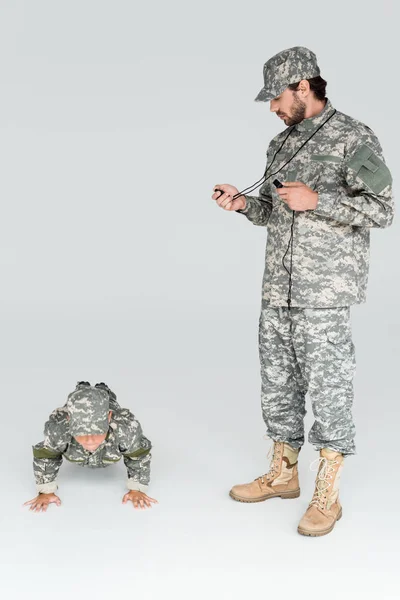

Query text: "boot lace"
[256, 443, 282, 484]
[309, 457, 338, 510]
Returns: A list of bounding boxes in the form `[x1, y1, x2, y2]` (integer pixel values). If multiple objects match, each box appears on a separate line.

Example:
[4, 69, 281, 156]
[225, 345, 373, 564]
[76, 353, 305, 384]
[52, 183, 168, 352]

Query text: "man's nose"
[270, 101, 278, 113]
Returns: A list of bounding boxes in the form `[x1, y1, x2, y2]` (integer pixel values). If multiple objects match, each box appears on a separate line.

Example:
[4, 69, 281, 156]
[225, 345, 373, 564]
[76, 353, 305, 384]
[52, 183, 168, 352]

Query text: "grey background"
[0, 0, 399, 598]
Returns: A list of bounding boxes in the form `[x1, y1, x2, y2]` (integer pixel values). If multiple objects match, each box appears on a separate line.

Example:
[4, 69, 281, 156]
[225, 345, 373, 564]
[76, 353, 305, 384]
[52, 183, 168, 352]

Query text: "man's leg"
[229, 306, 306, 503]
[296, 307, 356, 456]
[293, 307, 356, 536]
[259, 306, 307, 449]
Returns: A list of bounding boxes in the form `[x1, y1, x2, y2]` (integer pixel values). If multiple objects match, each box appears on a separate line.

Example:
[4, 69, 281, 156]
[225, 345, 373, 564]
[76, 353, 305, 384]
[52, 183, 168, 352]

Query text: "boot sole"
[297, 507, 343, 537]
[229, 488, 300, 503]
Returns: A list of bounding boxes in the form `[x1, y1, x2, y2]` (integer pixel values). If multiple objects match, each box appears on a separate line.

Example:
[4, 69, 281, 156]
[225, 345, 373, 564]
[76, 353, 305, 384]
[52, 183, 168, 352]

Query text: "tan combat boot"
[297, 448, 344, 537]
[229, 441, 300, 503]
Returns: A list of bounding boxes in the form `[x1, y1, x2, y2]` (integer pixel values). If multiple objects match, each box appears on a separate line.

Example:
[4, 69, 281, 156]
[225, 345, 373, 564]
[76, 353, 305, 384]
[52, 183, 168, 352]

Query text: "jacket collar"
[294, 97, 335, 132]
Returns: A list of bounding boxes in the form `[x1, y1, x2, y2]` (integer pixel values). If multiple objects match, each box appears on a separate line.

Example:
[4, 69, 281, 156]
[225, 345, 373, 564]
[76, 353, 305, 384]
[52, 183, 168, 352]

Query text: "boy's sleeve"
[118, 409, 152, 493]
[313, 126, 394, 228]
[123, 438, 152, 493]
[32, 409, 69, 494]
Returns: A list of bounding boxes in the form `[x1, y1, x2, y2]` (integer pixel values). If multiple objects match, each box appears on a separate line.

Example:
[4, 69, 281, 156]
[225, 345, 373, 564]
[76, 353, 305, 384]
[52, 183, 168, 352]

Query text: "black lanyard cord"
[232, 126, 295, 199]
[233, 108, 337, 203]
[282, 211, 296, 310]
[279, 109, 337, 311]
[215, 108, 338, 311]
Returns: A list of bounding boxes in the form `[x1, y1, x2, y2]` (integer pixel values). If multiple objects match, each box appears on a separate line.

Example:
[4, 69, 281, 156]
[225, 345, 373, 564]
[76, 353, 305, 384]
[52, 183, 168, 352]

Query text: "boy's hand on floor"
[122, 490, 158, 510]
[23, 493, 62, 512]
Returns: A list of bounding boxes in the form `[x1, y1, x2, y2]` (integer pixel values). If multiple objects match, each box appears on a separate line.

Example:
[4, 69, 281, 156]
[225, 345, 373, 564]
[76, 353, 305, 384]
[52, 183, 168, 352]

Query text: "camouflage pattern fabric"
[259, 305, 356, 455]
[239, 97, 394, 307]
[255, 46, 320, 102]
[66, 385, 110, 436]
[32, 382, 152, 494]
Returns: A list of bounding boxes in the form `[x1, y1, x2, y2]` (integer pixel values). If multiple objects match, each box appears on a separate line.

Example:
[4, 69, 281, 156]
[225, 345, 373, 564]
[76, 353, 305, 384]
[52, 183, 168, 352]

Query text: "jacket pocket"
[310, 154, 342, 164]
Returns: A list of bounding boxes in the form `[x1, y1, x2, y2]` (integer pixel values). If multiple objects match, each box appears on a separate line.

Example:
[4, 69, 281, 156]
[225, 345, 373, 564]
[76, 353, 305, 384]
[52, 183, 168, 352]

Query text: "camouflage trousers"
[259, 305, 356, 456]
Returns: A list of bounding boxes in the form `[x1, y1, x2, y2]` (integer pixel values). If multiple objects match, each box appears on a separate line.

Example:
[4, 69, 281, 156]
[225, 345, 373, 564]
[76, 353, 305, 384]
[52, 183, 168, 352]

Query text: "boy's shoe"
[229, 441, 300, 502]
[297, 448, 344, 537]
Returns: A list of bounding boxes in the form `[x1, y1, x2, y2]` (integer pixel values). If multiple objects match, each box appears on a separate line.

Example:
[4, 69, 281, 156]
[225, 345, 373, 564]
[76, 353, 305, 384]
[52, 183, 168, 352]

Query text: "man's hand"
[122, 490, 158, 510]
[212, 184, 246, 212]
[23, 493, 61, 513]
[276, 182, 318, 211]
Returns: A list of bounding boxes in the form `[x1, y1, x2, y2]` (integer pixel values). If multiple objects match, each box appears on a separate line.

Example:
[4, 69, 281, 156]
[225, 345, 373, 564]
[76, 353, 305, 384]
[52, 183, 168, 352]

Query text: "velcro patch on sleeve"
[33, 447, 62, 459]
[347, 144, 392, 194]
[123, 447, 151, 459]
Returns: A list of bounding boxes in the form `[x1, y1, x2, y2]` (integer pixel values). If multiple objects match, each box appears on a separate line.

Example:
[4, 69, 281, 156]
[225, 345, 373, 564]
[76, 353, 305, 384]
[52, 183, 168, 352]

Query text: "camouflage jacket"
[33, 396, 152, 494]
[239, 98, 394, 307]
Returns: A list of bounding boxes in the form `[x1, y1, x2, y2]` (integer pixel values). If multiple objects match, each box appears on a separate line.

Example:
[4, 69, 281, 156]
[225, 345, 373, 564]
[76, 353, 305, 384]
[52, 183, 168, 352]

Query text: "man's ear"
[108, 411, 112, 422]
[298, 79, 310, 97]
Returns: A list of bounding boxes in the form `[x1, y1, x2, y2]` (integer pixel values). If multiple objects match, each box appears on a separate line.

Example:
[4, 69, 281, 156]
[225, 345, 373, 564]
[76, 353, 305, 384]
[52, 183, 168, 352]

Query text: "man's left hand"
[276, 182, 318, 211]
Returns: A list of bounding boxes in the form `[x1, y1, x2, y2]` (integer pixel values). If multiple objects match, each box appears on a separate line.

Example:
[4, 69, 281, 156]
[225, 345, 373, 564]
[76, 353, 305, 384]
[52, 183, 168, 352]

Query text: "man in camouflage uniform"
[24, 381, 157, 512]
[212, 46, 394, 536]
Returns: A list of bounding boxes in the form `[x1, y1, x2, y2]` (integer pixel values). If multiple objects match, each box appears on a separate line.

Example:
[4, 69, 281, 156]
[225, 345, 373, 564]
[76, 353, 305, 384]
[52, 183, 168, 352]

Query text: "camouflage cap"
[66, 385, 110, 436]
[255, 46, 320, 102]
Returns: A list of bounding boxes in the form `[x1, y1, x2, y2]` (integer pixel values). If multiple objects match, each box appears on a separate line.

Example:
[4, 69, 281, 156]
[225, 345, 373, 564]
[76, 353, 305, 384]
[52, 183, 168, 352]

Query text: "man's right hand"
[212, 184, 246, 212]
[23, 493, 61, 513]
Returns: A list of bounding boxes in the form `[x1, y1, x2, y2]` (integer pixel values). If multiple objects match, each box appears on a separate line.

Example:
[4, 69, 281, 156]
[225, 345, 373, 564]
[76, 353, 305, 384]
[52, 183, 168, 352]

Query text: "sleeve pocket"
[347, 144, 392, 194]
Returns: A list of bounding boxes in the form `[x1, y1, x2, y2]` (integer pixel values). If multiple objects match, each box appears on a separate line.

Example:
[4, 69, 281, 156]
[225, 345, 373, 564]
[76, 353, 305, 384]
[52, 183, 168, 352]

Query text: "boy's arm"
[116, 408, 152, 492]
[32, 442, 64, 494]
[123, 438, 152, 493]
[32, 409, 69, 494]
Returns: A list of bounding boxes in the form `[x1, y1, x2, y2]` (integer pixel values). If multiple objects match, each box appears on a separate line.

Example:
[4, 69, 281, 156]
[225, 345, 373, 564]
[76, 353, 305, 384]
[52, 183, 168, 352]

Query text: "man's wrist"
[236, 195, 248, 213]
